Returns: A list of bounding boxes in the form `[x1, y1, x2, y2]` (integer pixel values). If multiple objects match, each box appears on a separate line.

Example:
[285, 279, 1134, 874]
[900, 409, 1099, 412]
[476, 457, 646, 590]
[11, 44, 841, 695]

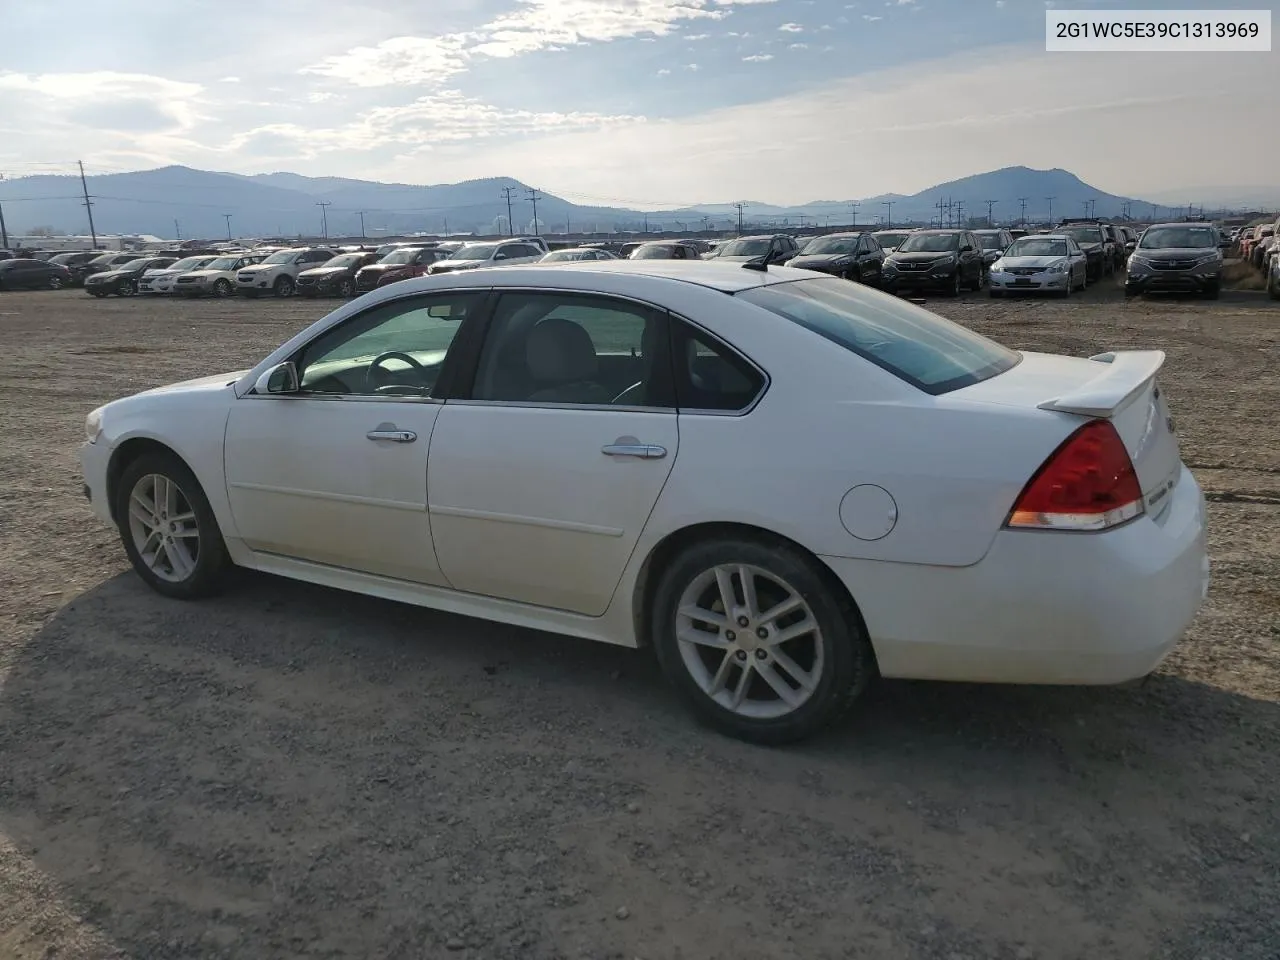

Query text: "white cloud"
[778, 22, 804, 32]
[684, 33, 711, 39]
[789, 42, 809, 49]
[219, 76, 241, 84]
[657, 68, 671, 75]
[743, 53, 775, 61]
[685, 62, 700, 70]
[302, 35, 474, 86]
[863, 14, 882, 21]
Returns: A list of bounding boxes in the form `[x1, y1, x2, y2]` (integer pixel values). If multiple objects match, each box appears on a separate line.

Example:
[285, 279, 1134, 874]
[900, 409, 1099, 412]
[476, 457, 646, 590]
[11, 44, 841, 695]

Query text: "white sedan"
[989, 234, 1090, 297]
[79, 261, 1209, 743]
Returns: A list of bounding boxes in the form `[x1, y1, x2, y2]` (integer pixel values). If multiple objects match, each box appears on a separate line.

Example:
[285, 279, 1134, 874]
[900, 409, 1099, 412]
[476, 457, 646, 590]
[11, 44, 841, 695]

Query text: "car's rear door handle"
[602, 442, 666, 459]
[367, 429, 417, 443]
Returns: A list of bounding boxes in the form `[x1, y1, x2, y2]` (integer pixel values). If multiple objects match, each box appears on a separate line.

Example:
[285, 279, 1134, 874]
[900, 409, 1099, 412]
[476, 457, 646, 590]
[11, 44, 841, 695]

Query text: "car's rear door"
[224, 290, 485, 585]
[426, 290, 677, 615]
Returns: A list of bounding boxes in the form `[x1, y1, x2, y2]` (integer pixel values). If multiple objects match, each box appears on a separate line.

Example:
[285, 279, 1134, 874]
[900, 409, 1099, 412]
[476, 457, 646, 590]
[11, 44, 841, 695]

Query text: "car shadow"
[1, 572, 1276, 959]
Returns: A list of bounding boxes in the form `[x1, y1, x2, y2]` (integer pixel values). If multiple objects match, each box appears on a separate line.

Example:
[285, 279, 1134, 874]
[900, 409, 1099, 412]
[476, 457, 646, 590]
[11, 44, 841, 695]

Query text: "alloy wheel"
[675, 563, 825, 720]
[126, 473, 201, 584]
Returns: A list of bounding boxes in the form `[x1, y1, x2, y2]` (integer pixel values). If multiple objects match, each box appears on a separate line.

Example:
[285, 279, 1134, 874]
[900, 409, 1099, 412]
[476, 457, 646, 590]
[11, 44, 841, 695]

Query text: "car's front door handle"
[602, 442, 667, 459]
[367, 429, 417, 443]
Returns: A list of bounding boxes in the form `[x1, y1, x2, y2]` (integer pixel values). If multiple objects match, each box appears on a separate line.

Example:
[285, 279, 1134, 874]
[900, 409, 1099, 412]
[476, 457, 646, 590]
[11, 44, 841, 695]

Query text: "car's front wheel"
[652, 536, 875, 744]
[114, 452, 232, 599]
[273, 276, 294, 298]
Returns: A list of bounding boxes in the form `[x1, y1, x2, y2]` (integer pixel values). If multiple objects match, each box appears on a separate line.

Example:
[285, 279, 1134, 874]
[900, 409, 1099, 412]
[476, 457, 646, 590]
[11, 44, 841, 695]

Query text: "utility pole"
[957, 200, 966, 227]
[1046, 196, 1056, 225]
[850, 202, 858, 227]
[643, 212, 649, 234]
[222, 213, 233, 241]
[77, 160, 98, 249]
[526, 187, 542, 236]
[0, 174, 8, 250]
[316, 201, 331, 239]
[1018, 197, 1028, 226]
[882, 200, 893, 228]
[443, 216, 449, 237]
[356, 211, 367, 238]
[985, 200, 997, 226]
[500, 186, 517, 236]
[173, 218, 181, 241]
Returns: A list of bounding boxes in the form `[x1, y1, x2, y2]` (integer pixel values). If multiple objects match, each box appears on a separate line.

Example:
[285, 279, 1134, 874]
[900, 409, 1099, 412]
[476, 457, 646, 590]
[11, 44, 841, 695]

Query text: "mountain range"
[0, 165, 1228, 241]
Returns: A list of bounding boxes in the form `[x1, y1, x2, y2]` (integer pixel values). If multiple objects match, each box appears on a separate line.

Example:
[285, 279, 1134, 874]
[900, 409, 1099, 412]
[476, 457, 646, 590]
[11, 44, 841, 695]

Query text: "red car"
[354, 246, 444, 292]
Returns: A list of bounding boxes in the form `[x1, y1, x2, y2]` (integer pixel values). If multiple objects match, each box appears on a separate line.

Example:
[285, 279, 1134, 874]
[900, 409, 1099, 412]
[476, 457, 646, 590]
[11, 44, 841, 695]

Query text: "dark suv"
[1057, 222, 1115, 281]
[1125, 222, 1223, 299]
[784, 231, 888, 287]
[707, 234, 799, 265]
[883, 229, 986, 296]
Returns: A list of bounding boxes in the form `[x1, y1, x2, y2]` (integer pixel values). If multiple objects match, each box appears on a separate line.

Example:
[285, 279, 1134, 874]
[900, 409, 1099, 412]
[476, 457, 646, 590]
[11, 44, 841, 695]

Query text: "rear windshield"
[735, 277, 1020, 395]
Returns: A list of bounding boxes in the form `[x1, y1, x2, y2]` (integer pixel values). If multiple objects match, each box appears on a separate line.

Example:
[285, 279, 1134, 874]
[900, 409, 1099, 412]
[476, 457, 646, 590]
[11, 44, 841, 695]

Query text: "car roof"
[461, 259, 811, 292]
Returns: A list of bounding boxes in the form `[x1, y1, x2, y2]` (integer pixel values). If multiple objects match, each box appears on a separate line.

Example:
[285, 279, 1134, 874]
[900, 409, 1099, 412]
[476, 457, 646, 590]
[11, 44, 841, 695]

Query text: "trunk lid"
[953, 350, 1183, 517]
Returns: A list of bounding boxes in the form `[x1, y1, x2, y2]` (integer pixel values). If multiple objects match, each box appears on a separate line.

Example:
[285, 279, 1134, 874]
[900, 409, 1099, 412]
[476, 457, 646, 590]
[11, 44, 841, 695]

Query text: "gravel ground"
[0, 278, 1277, 960]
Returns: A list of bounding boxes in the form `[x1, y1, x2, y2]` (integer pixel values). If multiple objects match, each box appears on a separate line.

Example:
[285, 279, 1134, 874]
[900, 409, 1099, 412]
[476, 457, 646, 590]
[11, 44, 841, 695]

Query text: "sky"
[0, 0, 1275, 207]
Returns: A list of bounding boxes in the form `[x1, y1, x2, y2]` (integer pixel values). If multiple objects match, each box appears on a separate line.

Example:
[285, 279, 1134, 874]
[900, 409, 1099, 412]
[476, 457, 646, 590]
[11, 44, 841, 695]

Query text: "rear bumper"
[822, 465, 1208, 685]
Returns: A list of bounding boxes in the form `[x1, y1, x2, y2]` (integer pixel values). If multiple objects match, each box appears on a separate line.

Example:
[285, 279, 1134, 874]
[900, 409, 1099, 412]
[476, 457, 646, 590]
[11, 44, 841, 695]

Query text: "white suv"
[235, 248, 335, 298]
[428, 240, 546, 275]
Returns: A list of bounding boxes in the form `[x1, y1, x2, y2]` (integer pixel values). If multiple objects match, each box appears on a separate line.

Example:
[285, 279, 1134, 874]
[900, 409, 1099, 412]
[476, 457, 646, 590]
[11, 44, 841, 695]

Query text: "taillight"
[1006, 420, 1144, 532]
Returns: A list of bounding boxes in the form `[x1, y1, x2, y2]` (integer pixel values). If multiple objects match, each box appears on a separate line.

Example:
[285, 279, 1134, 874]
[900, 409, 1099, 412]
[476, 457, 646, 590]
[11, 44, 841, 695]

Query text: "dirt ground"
[0, 277, 1277, 960]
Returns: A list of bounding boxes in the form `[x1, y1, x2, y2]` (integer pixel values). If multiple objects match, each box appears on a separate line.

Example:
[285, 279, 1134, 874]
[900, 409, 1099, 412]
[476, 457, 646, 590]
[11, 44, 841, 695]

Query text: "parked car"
[784, 231, 887, 287]
[871, 230, 912, 254]
[1118, 226, 1139, 256]
[356, 246, 445, 292]
[174, 254, 267, 298]
[971, 229, 1014, 268]
[78, 262, 1208, 744]
[510, 236, 551, 255]
[1249, 225, 1275, 270]
[428, 240, 545, 274]
[296, 251, 383, 298]
[883, 229, 986, 296]
[47, 250, 105, 280]
[628, 241, 703, 260]
[539, 248, 620, 262]
[988, 234, 1088, 298]
[85, 257, 177, 297]
[71, 252, 141, 286]
[0, 258, 72, 290]
[1269, 247, 1280, 300]
[1125, 222, 1224, 299]
[1057, 223, 1113, 281]
[139, 256, 219, 295]
[236, 248, 336, 298]
[704, 234, 799, 264]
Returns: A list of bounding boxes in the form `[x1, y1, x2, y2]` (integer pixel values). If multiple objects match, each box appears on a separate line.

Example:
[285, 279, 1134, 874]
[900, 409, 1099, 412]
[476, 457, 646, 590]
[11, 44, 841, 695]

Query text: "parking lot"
[1, 278, 1277, 960]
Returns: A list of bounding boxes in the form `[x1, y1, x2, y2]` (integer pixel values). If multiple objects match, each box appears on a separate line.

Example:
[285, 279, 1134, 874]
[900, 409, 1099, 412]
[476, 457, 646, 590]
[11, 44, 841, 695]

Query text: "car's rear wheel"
[273, 276, 294, 298]
[338, 278, 355, 297]
[213, 278, 233, 298]
[48, 274, 66, 290]
[89, 289, 107, 298]
[114, 452, 231, 600]
[948, 271, 961, 297]
[652, 537, 875, 744]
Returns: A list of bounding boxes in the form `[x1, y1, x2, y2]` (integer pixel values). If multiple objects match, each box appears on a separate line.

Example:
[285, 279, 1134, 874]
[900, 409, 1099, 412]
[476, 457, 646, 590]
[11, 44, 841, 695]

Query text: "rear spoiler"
[1036, 350, 1165, 418]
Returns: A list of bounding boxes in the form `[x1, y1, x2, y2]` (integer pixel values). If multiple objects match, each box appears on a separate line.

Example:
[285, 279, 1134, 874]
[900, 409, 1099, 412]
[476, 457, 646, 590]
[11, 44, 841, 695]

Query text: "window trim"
[668, 310, 771, 417]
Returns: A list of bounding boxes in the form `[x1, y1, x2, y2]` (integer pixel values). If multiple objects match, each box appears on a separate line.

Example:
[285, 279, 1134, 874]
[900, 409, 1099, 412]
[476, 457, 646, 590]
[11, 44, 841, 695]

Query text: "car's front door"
[426, 290, 678, 616]
[223, 290, 485, 585]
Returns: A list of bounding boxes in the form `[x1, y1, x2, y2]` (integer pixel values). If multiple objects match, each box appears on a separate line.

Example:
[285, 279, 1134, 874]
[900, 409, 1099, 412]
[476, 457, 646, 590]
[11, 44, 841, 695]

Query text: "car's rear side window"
[736, 277, 1020, 395]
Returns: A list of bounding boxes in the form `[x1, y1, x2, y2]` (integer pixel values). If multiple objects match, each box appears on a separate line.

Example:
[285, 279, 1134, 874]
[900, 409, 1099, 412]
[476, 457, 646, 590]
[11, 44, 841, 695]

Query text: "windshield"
[874, 232, 909, 248]
[974, 233, 1004, 250]
[737, 278, 1019, 394]
[1006, 239, 1068, 258]
[451, 243, 498, 260]
[1139, 226, 1219, 250]
[632, 244, 684, 259]
[49, 253, 78, 264]
[168, 256, 209, 271]
[261, 251, 296, 265]
[381, 249, 419, 264]
[543, 250, 591, 261]
[204, 257, 240, 270]
[715, 238, 771, 257]
[90, 254, 121, 265]
[897, 233, 959, 253]
[803, 236, 860, 255]
[1061, 226, 1103, 245]
[321, 254, 364, 269]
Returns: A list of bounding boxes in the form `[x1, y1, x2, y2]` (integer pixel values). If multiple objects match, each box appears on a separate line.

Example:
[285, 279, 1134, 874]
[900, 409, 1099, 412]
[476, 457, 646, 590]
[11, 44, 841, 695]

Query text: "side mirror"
[493, 253, 509, 261]
[255, 361, 299, 395]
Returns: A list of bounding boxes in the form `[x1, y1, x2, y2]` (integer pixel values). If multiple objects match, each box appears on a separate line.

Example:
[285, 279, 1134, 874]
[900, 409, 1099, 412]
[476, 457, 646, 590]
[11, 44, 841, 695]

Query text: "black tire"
[118, 279, 138, 297]
[651, 536, 875, 745]
[1269, 280, 1280, 301]
[49, 275, 66, 290]
[114, 451, 232, 600]
[273, 276, 294, 298]
[338, 278, 355, 297]
[213, 278, 233, 298]
[947, 271, 961, 297]
[89, 289, 107, 298]
[1203, 282, 1220, 300]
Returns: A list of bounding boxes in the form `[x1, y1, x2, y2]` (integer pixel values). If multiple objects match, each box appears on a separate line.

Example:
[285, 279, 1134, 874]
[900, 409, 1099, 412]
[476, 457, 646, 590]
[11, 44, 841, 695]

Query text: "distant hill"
[0, 163, 1201, 241]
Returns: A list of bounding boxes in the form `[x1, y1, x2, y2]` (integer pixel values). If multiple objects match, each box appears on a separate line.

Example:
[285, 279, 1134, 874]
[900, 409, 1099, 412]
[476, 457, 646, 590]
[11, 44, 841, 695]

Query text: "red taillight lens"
[1007, 420, 1144, 531]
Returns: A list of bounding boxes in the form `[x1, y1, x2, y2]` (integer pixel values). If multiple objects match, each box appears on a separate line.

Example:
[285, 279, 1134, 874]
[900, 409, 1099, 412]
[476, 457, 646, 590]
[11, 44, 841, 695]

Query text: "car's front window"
[261, 251, 294, 265]
[804, 237, 860, 255]
[875, 233, 908, 248]
[1139, 227, 1219, 250]
[714, 238, 770, 257]
[452, 244, 498, 260]
[737, 277, 1019, 395]
[897, 234, 958, 253]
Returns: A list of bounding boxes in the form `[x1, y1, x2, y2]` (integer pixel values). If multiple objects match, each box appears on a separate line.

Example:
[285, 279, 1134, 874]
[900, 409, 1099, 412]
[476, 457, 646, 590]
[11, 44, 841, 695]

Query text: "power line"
[500, 186, 517, 237]
[78, 161, 98, 249]
[527, 187, 542, 236]
[316, 200, 331, 239]
[733, 201, 746, 234]
[222, 213, 233, 241]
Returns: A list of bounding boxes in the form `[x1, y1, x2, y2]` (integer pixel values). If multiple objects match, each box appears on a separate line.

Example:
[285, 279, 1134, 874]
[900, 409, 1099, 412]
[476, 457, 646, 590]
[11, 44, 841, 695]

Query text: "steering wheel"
[612, 381, 645, 405]
[364, 351, 426, 393]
